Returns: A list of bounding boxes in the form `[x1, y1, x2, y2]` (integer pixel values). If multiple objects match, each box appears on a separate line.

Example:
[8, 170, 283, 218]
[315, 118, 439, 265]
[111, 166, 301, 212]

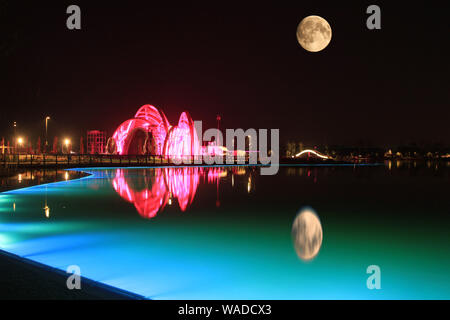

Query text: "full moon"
[296, 15, 332, 52]
[292, 208, 323, 261]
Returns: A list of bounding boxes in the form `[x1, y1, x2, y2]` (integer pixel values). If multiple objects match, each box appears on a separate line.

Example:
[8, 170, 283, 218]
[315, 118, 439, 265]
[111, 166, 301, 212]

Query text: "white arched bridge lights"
[294, 149, 331, 160]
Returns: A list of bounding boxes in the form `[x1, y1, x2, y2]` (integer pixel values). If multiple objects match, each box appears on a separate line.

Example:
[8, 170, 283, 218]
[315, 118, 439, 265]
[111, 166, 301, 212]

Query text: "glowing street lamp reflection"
[44, 205, 50, 218]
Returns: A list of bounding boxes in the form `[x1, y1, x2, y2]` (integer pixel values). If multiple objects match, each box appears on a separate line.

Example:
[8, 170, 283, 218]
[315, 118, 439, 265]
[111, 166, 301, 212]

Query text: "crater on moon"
[296, 15, 332, 52]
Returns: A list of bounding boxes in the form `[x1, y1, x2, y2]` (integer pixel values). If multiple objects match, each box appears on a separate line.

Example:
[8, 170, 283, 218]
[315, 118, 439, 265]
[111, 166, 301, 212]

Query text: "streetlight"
[17, 137, 23, 155]
[13, 122, 17, 150]
[216, 115, 221, 147]
[64, 138, 71, 154]
[45, 116, 51, 149]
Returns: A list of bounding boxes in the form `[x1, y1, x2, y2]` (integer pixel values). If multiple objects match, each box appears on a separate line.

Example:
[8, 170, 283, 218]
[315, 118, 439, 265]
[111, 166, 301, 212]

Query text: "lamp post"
[216, 115, 221, 132]
[64, 138, 71, 154]
[17, 137, 23, 155]
[45, 116, 50, 152]
[13, 121, 17, 154]
[216, 115, 221, 147]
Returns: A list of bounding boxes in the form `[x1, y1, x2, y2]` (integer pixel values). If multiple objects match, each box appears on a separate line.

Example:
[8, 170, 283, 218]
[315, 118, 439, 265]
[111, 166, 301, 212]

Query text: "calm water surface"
[0, 163, 449, 299]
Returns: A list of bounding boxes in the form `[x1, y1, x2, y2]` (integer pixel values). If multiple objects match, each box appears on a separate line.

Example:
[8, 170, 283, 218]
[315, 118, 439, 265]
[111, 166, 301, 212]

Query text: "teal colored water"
[0, 164, 449, 299]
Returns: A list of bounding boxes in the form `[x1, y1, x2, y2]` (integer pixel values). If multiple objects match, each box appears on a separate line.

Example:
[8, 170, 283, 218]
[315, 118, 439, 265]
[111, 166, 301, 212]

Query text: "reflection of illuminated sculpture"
[112, 167, 226, 219]
[164, 167, 200, 211]
[113, 169, 169, 219]
[109, 104, 201, 157]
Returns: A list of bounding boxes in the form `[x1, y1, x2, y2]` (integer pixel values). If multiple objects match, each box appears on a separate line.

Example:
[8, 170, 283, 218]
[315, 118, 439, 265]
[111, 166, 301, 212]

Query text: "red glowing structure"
[87, 130, 107, 154]
[112, 167, 226, 219]
[109, 105, 200, 158]
[164, 112, 201, 158]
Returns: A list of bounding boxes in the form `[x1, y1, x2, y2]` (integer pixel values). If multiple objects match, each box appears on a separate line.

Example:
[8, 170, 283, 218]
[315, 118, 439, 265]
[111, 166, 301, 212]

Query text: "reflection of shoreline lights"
[295, 149, 330, 159]
[112, 167, 227, 219]
[207, 168, 227, 183]
[44, 205, 50, 218]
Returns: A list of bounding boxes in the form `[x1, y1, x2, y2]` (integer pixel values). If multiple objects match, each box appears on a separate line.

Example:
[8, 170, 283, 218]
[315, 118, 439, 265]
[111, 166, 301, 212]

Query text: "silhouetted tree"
[80, 136, 84, 154]
[52, 137, 58, 154]
[36, 137, 41, 154]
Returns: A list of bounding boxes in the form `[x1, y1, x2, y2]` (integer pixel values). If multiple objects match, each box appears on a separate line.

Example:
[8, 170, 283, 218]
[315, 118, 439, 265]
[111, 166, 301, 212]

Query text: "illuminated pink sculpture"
[110, 105, 200, 157]
[164, 112, 201, 159]
[112, 167, 226, 219]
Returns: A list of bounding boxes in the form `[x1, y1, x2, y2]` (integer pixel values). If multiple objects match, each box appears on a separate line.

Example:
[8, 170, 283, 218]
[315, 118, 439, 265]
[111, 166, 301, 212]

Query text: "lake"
[0, 162, 449, 299]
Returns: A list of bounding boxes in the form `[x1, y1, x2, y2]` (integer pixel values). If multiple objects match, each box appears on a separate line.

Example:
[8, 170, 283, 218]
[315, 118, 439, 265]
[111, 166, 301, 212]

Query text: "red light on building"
[87, 130, 107, 154]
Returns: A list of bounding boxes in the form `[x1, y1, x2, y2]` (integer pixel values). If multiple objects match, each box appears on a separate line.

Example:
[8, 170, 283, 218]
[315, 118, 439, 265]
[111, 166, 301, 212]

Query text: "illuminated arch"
[112, 118, 153, 155]
[163, 112, 201, 158]
[111, 105, 201, 157]
[134, 105, 170, 131]
[111, 105, 170, 155]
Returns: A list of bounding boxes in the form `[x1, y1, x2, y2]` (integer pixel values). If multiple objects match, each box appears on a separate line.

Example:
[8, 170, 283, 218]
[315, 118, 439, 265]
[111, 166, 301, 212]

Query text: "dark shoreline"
[0, 169, 90, 193]
[0, 250, 144, 300]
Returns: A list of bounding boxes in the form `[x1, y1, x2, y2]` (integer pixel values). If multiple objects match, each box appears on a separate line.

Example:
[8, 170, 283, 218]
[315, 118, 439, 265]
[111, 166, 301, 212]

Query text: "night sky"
[0, 1, 448, 147]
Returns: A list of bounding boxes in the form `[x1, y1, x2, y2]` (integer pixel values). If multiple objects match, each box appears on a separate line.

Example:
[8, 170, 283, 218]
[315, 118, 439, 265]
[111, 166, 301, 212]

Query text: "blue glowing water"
[0, 164, 449, 299]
